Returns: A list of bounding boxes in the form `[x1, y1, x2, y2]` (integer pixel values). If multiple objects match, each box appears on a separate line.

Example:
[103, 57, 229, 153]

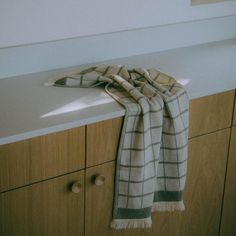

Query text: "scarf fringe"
[152, 201, 185, 212]
[110, 218, 152, 229]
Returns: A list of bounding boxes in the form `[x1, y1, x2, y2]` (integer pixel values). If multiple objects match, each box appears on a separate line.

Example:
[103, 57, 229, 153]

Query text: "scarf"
[47, 64, 189, 229]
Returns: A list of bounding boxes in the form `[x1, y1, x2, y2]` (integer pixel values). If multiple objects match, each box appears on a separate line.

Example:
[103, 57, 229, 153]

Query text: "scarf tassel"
[111, 201, 185, 230]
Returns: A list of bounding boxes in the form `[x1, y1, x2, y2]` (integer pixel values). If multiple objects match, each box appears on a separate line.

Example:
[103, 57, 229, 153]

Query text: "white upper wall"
[1, 0, 236, 48]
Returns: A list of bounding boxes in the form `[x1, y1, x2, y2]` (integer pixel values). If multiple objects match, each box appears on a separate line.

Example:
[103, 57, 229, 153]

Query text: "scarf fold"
[47, 64, 189, 229]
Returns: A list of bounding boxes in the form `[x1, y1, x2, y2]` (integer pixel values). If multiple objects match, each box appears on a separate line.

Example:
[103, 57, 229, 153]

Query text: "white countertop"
[1, 39, 236, 145]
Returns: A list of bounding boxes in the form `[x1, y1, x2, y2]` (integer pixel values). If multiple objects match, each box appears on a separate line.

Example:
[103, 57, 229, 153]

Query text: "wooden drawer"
[86, 117, 123, 167]
[189, 90, 234, 138]
[0, 127, 85, 192]
[0, 170, 85, 236]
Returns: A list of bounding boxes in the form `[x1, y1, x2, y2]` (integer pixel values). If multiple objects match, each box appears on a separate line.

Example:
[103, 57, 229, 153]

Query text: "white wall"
[1, 15, 236, 79]
[0, 0, 236, 79]
[1, 0, 236, 48]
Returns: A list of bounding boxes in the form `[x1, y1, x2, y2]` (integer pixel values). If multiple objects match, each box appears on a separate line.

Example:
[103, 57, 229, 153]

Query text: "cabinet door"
[85, 161, 116, 236]
[112, 129, 229, 236]
[149, 129, 230, 236]
[85, 129, 230, 236]
[220, 127, 236, 236]
[0, 171, 84, 236]
[189, 90, 234, 138]
[0, 127, 85, 192]
[86, 117, 123, 167]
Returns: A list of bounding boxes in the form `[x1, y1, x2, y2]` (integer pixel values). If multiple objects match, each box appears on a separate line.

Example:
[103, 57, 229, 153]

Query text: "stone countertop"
[1, 38, 236, 145]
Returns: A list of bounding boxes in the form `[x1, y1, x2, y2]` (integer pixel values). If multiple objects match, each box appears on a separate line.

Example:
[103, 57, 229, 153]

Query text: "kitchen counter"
[1, 38, 236, 145]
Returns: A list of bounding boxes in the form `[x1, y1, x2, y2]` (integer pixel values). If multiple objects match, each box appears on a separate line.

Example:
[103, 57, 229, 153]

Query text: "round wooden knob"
[71, 181, 82, 193]
[94, 175, 105, 186]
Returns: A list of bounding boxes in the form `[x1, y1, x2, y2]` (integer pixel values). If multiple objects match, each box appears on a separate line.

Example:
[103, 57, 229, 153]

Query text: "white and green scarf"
[47, 65, 189, 229]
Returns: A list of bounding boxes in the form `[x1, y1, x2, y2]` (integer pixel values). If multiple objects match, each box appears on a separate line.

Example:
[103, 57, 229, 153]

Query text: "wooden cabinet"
[0, 127, 85, 193]
[114, 129, 230, 236]
[0, 170, 85, 236]
[107, 90, 234, 236]
[152, 129, 230, 236]
[86, 117, 123, 167]
[0, 89, 235, 236]
[0, 117, 122, 236]
[85, 162, 115, 236]
[220, 127, 236, 236]
[181, 129, 230, 236]
[189, 90, 234, 138]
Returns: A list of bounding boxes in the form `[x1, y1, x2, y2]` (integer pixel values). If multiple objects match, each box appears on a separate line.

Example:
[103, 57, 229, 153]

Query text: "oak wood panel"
[111, 129, 230, 236]
[150, 129, 230, 236]
[220, 127, 236, 236]
[0, 127, 85, 192]
[87, 117, 123, 167]
[189, 90, 234, 138]
[85, 161, 115, 236]
[0, 170, 84, 236]
[179, 129, 230, 236]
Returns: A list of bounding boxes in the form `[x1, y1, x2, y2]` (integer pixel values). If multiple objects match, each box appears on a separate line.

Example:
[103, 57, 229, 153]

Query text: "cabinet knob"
[94, 175, 105, 186]
[71, 181, 82, 193]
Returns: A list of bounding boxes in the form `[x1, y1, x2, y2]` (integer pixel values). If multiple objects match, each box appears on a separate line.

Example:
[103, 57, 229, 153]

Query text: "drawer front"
[0, 170, 85, 236]
[0, 127, 85, 192]
[85, 161, 115, 236]
[189, 90, 234, 138]
[86, 117, 123, 167]
[150, 129, 230, 236]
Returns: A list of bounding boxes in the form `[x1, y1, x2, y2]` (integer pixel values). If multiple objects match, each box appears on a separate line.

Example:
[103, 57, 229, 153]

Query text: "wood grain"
[113, 129, 230, 236]
[150, 129, 230, 236]
[85, 161, 115, 236]
[180, 128, 230, 236]
[189, 90, 234, 138]
[0, 127, 85, 192]
[0, 170, 85, 236]
[220, 127, 236, 236]
[85, 129, 230, 236]
[86, 117, 123, 167]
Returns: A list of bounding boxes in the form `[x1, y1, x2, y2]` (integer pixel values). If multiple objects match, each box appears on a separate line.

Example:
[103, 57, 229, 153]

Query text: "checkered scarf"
[48, 65, 189, 229]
